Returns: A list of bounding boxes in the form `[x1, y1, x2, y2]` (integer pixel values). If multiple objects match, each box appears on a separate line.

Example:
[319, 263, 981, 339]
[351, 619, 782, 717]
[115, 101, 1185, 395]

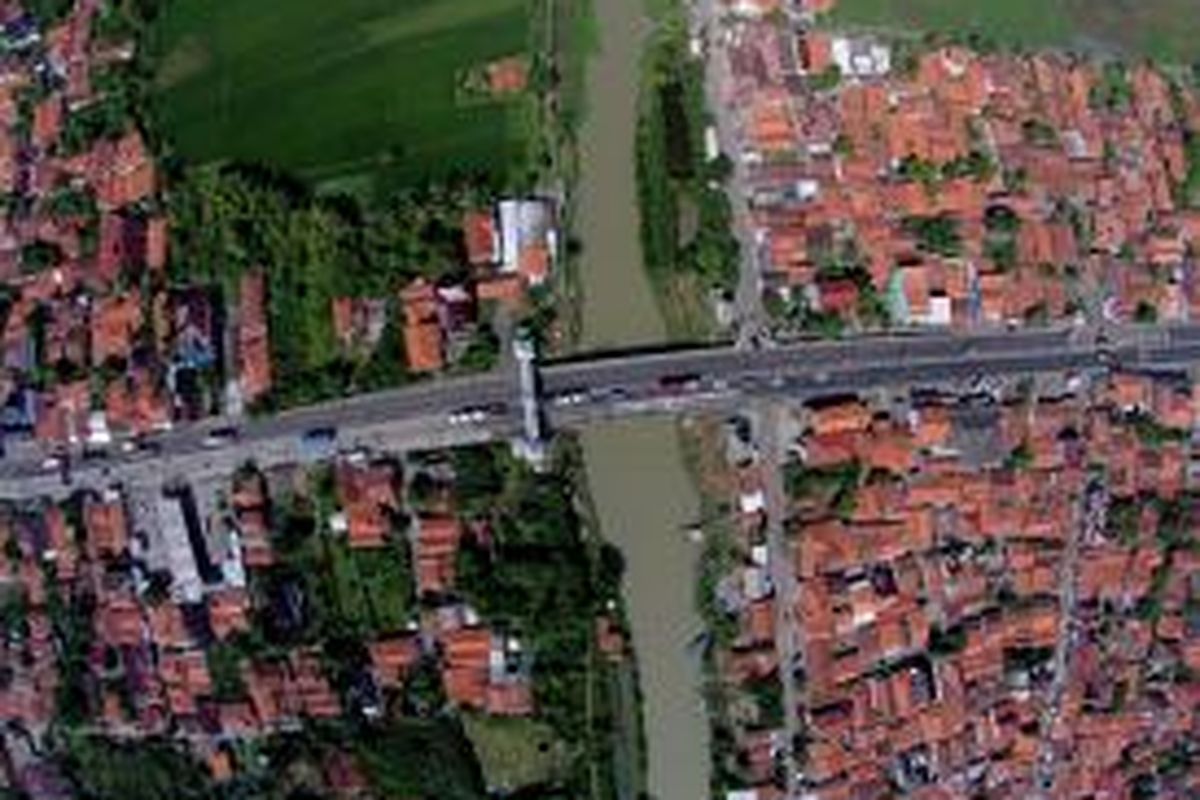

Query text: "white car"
[448, 408, 488, 425]
[551, 391, 587, 407]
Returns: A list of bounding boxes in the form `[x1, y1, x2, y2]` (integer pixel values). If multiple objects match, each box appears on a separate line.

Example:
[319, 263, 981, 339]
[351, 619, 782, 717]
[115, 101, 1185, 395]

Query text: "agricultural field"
[151, 0, 533, 185]
[829, 0, 1200, 63]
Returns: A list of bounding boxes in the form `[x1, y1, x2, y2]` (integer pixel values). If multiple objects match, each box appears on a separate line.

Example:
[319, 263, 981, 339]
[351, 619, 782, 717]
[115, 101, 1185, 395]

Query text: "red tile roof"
[464, 210, 499, 265]
[400, 278, 443, 372]
[237, 270, 272, 401]
[415, 515, 462, 595]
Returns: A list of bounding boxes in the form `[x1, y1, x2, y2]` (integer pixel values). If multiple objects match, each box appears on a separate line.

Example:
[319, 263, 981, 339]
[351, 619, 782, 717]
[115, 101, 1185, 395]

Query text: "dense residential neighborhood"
[0, 0, 1197, 797]
[712, 1, 1200, 334]
[702, 367, 1200, 799]
[0, 0, 563, 457]
[0, 434, 630, 797]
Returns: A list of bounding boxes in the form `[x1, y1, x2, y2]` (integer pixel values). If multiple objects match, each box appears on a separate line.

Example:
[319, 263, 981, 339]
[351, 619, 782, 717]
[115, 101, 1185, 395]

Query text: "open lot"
[462, 714, 568, 793]
[829, 0, 1200, 63]
[152, 0, 532, 184]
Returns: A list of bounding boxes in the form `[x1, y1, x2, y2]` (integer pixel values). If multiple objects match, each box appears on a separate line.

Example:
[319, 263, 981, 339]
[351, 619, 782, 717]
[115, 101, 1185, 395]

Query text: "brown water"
[581, 419, 710, 800]
[576, 0, 665, 350]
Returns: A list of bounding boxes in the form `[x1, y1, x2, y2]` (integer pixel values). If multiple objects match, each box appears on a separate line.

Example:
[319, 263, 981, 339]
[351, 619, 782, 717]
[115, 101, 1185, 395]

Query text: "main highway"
[2, 322, 1199, 499]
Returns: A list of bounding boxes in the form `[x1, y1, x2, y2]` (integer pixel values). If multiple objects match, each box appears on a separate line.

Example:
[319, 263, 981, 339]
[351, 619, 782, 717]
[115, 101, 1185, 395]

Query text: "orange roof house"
[441, 627, 492, 708]
[90, 292, 142, 365]
[84, 493, 127, 560]
[477, 273, 524, 306]
[498, 199, 556, 287]
[400, 278, 444, 372]
[415, 515, 463, 596]
[97, 593, 143, 648]
[31, 98, 61, 151]
[370, 636, 421, 687]
[809, 399, 872, 436]
[485, 56, 528, 95]
[486, 681, 534, 716]
[144, 217, 168, 272]
[161, 650, 213, 717]
[237, 271, 272, 401]
[92, 132, 156, 209]
[208, 589, 251, 641]
[149, 603, 191, 649]
[334, 461, 399, 548]
[43, 506, 77, 581]
[464, 210, 499, 266]
[747, 88, 797, 154]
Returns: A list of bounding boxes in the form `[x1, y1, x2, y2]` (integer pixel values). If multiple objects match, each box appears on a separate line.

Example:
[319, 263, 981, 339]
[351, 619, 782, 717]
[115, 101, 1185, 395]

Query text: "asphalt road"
[1, 323, 1196, 499]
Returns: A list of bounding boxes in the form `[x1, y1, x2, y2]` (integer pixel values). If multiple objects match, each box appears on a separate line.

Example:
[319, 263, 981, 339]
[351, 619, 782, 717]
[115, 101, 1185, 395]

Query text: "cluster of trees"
[903, 214, 963, 257]
[167, 165, 491, 407]
[896, 150, 996, 188]
[983, 203, 1021, 271]
[635, 18, 739, 334]
[452, 444, 625, 798]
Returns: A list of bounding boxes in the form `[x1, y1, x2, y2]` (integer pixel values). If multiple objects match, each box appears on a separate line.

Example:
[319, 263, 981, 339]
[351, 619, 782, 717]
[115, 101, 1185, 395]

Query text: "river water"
[581, 420, 711, 800]
[574, 0, 710, 796]
[575, 0, 664, 350]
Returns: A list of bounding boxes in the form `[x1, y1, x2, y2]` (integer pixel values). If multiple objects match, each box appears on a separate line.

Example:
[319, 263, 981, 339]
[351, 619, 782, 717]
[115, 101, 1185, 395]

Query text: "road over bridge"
[1, 323, 1195, 499]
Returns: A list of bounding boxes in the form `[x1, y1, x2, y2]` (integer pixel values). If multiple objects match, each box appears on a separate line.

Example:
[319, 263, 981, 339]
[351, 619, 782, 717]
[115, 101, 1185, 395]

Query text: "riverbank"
[580, 420, 711, 800]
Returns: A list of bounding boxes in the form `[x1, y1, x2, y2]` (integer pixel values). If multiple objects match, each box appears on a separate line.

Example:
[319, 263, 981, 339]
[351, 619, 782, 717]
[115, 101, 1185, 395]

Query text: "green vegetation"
[984, 204, 1021, 271]
[903, 214, 962, 257]
[1108, 496, 1142, 545]
[807, 64, 843, 92]
[697, 516, 740, 647]
[328, 540, 415, 635]
[256, 469, 413, 649]
[1022, 118, 1059, 148]
[45, 577, 94, 727]
[927, 623, 968, 656]
[1091, 62, 1134, 110]
[1135, 493, 1198, 621]
[56, 734, 213, 800]
[152, 0, 534, 186]
[206, 640, 247, 701]
[463, 714, 570, 793]
[785, 459, 863, 517]
[1004, 441, 1033, 470]
[635, 17, 739, 339]
[355, 718, 488, 800]
[1003, 644, 1054, 672]
[827, 0, 1200, 64]
[743, 674, 785, 729]
[453, 443, 626, 798]
[897, 151, 995, 189]
[1128, 410, 1187, 447]
[24, 0, 74, 26]
[168, 166, 495, 408]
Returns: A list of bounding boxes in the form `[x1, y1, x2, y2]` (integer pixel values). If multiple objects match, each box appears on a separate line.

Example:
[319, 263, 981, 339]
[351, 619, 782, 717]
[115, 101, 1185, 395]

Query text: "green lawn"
[462, 714, 569, 793]
[829, 0, 1200, 63]
[152, 0, 532, 184]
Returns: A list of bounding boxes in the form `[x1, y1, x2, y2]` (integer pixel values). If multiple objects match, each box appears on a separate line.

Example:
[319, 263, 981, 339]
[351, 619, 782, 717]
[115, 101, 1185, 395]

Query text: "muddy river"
[581, 420, 710, 800]
[575, 0, 665, 349]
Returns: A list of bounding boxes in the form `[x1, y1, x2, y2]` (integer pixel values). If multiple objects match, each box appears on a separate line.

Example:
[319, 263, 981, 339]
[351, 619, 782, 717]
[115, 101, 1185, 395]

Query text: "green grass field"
[462, 714, 568, 793]
[152, 0, 532, 184]
[829, 0, 1200, 63]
